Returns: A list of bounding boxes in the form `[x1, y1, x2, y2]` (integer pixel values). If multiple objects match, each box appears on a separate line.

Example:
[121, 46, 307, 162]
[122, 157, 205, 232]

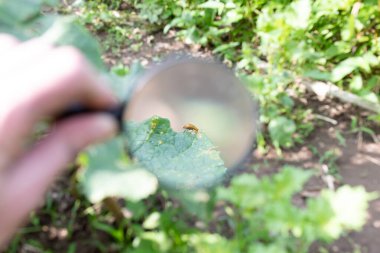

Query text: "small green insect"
[183, 123, 199, 133]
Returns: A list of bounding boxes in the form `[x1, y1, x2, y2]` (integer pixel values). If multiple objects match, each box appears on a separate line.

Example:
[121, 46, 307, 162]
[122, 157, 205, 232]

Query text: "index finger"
[0, 46, 118, 169]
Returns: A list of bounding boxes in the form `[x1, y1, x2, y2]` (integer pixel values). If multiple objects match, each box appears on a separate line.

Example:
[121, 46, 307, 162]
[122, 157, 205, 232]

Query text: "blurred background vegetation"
[1, 0, 380, 252]
[74, 0, 380, 152]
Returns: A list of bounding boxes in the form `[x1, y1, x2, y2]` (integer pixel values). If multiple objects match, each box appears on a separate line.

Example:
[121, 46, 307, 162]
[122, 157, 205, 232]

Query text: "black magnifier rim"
[123, 55, 259, 179]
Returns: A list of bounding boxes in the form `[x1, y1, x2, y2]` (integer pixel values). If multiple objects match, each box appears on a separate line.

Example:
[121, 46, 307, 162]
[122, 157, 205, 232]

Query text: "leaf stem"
[103, 197, 125, 223]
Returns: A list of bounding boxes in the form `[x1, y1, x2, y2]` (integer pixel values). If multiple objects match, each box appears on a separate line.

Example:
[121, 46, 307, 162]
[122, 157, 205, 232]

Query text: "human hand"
[0, 34, 118, 246]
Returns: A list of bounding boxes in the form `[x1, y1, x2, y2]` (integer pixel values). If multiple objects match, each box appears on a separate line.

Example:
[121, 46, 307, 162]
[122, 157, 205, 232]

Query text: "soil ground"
[5, 31, 380, 253]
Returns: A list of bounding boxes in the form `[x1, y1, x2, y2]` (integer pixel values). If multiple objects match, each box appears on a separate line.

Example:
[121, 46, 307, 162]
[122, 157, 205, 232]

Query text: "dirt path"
[337, 138, 380, 253]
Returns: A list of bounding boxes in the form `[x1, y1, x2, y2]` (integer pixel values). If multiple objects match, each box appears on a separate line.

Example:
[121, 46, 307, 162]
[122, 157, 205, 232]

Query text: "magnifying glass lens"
[123, 60, 257, 170]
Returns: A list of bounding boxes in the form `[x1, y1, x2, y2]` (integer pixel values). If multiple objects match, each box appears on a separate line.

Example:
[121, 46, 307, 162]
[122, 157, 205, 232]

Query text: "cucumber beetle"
[183, 123, 199, 133]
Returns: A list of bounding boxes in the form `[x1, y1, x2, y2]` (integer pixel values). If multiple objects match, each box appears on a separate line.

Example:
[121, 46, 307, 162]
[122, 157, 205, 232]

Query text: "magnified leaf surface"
[126, 116, 227, 190]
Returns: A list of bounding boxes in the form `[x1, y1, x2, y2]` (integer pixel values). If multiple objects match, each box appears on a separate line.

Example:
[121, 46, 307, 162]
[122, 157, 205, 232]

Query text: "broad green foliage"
[0, 0, 104, 70]
[214, 166, 375, 253]
[0, 0, 55, 39]
[0, 0, 104, 69]
[130, 0, 380, 148]
[78, 138, 158, 202]
[122, 166, 374, 252]
[268, 116, 296, 151]
[42, 18, 105, 69]
[76, 0, 380, 148]
[314, 185, 377, 239]
[126, 116, 227, 190]
[186, 233, 233, 253]
[78, 113, 227, 201]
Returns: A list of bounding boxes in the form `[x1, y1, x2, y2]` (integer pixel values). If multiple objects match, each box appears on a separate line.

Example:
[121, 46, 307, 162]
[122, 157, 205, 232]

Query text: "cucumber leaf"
[78, 138, 158, 203]
[126, 116, 227, 190]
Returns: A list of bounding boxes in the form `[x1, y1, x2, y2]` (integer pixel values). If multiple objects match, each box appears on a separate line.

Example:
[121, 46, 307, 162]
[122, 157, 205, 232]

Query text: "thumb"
[0, 114, 117, 246]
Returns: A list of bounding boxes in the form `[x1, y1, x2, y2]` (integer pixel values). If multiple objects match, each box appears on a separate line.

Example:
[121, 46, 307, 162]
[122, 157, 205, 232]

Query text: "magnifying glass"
[62, 57, 258, 188]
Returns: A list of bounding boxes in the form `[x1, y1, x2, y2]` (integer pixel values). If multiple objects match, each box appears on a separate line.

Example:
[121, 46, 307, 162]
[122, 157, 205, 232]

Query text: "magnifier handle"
[58, 104, 125, 130]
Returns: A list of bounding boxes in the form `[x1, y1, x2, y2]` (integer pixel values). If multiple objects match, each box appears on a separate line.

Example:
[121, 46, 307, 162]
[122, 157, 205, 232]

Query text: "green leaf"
[335, 130, 346, 147]
[0, 0, 55, 24]
[319, 185, 377, 238]
[138, 232, 172, 252]
[349, 75, 363, 91]
[126, 116, 227, 190]
[360, 91, 379, 103]
[333, 185, 378, 227]
[143, 212, 161, 230]
[268, 116, 296, 148]
[287, 0, 311, 29]
[341, 15, 355, 41]
[249, 243, 288, 253]
[111, 64, 130, 77]
[331, 58, 358, 82]
[188, 233, 234, 253]
[128, 239, 158, 253]
[78, 138, 158, 203]
[217, 173, 264, 209]
[41, 18, 104, 70]
[363, 52, 379, 66]
[332, 53, 379, 82]
[170, 189, 215, 220]
[125, 201, 147, 220]
[218, 166, 312, 210]
[366, 76, 380, 90]
[91, 220, 124, 242]
[304, 70, 331, 81]
[279, 93, 294, 109]
[198, 1, 225, 10]
[272, 166, 313, 199]
[223, 9, 243, 24]
[212, 42, 239, 54]
[106, 61, 145, 100]
[0, 0, 58, 39]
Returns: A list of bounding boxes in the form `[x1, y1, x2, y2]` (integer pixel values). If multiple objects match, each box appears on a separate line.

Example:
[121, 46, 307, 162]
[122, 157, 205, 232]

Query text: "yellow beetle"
[183, 123, 199, 133]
